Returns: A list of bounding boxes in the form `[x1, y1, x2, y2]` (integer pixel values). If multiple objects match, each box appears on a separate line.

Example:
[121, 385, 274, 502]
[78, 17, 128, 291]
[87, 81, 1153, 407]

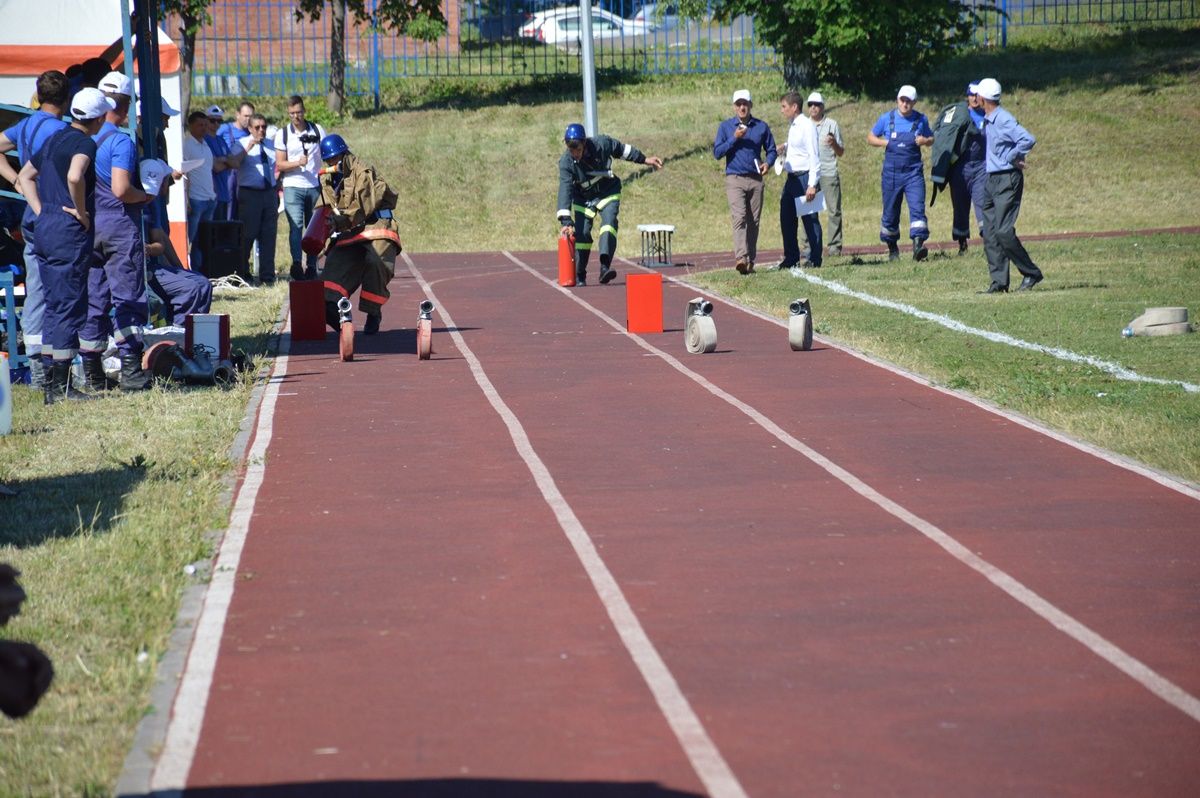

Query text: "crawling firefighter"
[316, 134, 401, 336]
[556, 124, 663, 286]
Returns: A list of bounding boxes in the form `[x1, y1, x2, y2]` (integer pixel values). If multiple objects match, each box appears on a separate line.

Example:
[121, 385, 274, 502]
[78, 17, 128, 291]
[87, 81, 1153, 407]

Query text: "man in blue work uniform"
[78, 71, 153, 392]
[139, 159, 212, 321]
[976, 78, 1043, 293]
[713, 89, 776, 274]
[868, 85, 934, 261]
[557, 124, 663, 286]
[17, 88, 113, 404]
[0, 70, 69, 389]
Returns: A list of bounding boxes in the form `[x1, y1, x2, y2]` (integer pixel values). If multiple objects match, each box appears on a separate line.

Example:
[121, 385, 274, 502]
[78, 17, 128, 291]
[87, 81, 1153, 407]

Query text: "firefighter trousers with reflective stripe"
[80, 213, 148, 355]
[322, 238, 398, 315]
[572, 198, 620, 282]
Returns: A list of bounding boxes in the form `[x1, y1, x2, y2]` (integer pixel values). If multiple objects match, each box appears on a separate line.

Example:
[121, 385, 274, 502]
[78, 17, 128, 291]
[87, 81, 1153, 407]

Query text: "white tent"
[0, 0, 188, 259]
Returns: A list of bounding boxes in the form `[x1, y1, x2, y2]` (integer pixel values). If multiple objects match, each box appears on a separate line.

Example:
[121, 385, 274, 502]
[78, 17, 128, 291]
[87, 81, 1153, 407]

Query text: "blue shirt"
[983, 105, 1036, 173]
[870, 109, 933, 139]
[93, 122, 138, 188]
[235, 135, 276, 190]
[968, 106, 986, 131]
[205, 133, 232, 202]
[713, 116, 777, 176]
[4, 111, 69, 230]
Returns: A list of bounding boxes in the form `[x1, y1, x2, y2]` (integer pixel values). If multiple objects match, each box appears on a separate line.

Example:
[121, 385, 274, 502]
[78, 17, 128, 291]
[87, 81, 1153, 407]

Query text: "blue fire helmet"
[320, 133, 349, 160]
[564, 123, 586, 143]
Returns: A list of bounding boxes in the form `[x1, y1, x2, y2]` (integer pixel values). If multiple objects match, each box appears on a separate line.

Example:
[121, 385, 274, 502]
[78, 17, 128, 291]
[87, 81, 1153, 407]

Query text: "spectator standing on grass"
[0, 70, 70, 390]
[205, 105, 244, 221]
[17, 88, 112, 404]
[236, 114, 278, 285]
[712, 88, 776, 275]
[931, 82, 987, 255]
[182, 110, 216, 273]
[868, 85, 933, 262]
[976, 78, 1043, 294]
[219, 101, 255, 216]
[274, 95, 325, 282]
[771, 91, 822, 271]
[806, 91, 845, 256]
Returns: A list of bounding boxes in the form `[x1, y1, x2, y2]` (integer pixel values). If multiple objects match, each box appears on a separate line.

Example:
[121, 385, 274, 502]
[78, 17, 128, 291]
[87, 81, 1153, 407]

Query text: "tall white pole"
[579, 0, 599, 135]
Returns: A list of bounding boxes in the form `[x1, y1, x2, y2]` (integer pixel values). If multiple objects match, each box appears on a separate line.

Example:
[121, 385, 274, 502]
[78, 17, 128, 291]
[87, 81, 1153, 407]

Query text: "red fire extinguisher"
[557, 232, 575, 287]
[301, 205, 333, 257]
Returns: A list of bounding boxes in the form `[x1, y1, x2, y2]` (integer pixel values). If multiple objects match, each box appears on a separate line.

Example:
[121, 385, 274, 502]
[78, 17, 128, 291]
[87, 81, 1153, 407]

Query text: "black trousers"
[981, 170, 1041, 287]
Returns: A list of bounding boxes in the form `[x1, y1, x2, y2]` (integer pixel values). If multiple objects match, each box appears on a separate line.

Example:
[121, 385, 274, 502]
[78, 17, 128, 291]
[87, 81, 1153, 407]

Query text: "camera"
[298, 131, 319, 145]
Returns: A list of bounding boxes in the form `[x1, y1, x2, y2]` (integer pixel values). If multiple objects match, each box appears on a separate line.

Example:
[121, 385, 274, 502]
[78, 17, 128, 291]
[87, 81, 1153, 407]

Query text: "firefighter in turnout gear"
[317, 134, 402, 336]
[556, 124, 663, 285]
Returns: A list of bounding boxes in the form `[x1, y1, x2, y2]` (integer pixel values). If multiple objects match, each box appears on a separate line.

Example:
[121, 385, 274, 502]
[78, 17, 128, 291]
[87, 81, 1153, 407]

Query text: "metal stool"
[637, 224, 675, 267]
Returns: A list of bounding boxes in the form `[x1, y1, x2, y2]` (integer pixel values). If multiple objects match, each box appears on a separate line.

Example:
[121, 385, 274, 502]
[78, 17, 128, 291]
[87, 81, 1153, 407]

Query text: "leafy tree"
[676, 0, 993, 92]
[160, 0, 215, 115]
[294, 0, 447, 114]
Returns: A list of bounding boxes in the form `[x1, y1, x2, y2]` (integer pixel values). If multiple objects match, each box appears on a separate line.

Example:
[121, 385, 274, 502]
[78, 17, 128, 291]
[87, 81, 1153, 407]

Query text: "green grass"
[2, 20, 1199, 797]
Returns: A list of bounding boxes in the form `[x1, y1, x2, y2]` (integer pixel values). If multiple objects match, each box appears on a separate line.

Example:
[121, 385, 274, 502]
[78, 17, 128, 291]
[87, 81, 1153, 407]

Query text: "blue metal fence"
[178, 0, 1199, 101]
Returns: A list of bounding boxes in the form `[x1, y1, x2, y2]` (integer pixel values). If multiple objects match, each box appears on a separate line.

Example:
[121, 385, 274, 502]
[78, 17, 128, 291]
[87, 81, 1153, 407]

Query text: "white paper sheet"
[794, 191, 826, 216]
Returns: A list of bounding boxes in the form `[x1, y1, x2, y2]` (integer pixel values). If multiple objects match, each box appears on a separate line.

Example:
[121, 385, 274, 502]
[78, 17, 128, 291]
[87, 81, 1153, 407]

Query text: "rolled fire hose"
[788, 298, 813, 351]
[685, 298, 717, 354]
[417, 300, 435, 360]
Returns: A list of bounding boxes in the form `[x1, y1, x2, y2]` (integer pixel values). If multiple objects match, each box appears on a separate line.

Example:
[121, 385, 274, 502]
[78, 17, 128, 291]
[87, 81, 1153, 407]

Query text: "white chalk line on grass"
[404, 254, 748, 798]
[149, 319, 293, 791]
[516, 252, 1200, 725]
[792, 270, 1200, 393]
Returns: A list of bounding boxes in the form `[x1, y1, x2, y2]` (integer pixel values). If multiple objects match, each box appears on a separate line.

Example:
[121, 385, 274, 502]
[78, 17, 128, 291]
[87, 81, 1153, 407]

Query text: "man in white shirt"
[772, 91, 823, 270]
[274, 95, 325, 281]
[182, 110, 217, 273]
[236, 113, 279, 285]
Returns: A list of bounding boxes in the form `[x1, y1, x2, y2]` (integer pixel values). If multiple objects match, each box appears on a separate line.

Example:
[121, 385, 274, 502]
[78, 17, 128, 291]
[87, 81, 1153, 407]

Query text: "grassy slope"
[1, 21, 1198, 796]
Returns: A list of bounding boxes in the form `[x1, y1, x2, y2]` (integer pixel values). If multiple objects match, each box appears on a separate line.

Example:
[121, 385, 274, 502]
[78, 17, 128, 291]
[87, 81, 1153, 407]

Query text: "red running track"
[150, 251, 1200, 797]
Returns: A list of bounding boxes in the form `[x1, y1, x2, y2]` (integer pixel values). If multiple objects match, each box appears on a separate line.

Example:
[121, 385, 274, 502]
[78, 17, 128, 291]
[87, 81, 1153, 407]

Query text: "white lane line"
[403, 253, 748, 798]
[512, 251, 1200, 724]
[793, 270, 1200, 393]
[150, 320, 293, 791]
[621, 257, 1200, 503]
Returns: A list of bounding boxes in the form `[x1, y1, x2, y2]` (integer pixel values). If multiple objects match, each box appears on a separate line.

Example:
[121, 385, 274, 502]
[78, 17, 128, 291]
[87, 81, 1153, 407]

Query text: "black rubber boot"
[325, 301, 341, 332]
[887, 242, 900, 262]
[29, 356, 46, 389]
[913, 239, 929, 262]
[957, 238, 969, 255]
[119, 352, 152, 391]
[364, 312, 381, 335]
[81, 354, 112, 392]
[45, 361, 98, 405]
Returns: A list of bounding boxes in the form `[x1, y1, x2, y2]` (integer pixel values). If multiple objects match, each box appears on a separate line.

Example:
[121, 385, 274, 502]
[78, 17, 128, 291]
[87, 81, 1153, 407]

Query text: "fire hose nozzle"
[418, 300, 435, 320]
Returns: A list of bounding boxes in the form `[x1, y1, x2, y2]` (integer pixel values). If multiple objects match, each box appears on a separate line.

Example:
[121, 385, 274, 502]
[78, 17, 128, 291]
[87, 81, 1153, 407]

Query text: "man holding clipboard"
[771, 91, 823, 271]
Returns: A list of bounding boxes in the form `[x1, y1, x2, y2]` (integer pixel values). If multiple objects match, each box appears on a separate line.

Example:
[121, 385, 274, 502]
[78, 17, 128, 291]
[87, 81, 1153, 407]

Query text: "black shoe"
[305, 264, 319, 281]
[979, 283, 1008, 294]
[325, 301, 341, 332]
[768, 260, 797, 271]
[82, 355, 113, 392]
[887, 243, 900, 262]
[957, 239, 969, 255]
[600, 268, 617, 285]
[289, 263, 305, 281]
[364, 313, 381, 335]
[119, 352, 152, 391]
[913, 241, 928, 262]
[1017, 273, 1044, 291]
[45, 361, 99, 405]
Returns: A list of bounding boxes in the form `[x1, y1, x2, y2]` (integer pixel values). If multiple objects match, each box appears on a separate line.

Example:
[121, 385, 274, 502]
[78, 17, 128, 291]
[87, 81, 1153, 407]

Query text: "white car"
[520, 7, 629, 46]
[630, 3, 679, 32]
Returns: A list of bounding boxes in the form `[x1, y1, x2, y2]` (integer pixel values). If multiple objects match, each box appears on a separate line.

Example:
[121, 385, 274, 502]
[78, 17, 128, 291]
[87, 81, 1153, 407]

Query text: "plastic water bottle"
[1121, 326, 1135, 338]
[0, 353, 12, 436]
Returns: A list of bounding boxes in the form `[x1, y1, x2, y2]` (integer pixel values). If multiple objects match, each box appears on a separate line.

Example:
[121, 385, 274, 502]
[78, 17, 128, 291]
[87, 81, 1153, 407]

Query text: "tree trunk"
[179, 16, 198, 115]
[782, 56, 811, 89]
[327, 0, 346, 114]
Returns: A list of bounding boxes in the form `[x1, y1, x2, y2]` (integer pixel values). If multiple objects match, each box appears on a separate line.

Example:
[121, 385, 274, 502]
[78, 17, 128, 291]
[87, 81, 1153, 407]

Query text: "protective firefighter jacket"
[929, 101, 982, 205]
[317, 152, 401, 250]
[556, 135, 646, 222]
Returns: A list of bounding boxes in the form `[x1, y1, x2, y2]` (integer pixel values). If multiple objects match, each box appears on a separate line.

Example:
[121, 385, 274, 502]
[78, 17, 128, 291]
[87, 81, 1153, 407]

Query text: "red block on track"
[290, 281, 326, 341]
[626, 272, 663, 333]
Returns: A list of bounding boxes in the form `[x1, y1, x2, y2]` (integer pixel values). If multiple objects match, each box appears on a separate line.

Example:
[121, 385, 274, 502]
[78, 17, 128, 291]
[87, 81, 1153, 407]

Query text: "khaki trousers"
[724, 173, 764, 264]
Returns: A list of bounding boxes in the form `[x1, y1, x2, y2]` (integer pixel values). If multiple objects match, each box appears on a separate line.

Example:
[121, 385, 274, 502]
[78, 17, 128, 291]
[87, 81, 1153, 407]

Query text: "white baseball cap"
[967, 82, 980, 96]
[138, 96, 180, 118]
[98, 71, 133, 98]
[205, 104, 224, 119]
[731, 89, 752, 104]
[139, 158, 172, 197]
[806, 91, 825, 106]
[976, 78, 1002, 101]
[70, 88, 117, 121]
[897, 85, 918, 101]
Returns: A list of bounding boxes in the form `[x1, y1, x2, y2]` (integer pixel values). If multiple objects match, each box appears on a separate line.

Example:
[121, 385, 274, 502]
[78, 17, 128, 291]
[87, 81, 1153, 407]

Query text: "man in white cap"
[204, 104, 244, 220]
[806, 91, 845, 256]
[975, 77, 1043, 293]
[713, 89, 777, 274]
[931, 82, 987, 255]
[867, 85, 933, 261]
[77, 71, 155, 392]
[17, 87, 114, 403]
[139, 158, 213, 321]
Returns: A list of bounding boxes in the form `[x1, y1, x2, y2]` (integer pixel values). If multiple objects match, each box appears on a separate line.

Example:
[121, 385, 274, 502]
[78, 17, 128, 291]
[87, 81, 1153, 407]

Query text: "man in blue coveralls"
[867, 85, 934, 261]
[17, 87, 113, 404]
[139, 158, 212, 322]
[78, 71, 153, 392]
[0, 70, 69, 390]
